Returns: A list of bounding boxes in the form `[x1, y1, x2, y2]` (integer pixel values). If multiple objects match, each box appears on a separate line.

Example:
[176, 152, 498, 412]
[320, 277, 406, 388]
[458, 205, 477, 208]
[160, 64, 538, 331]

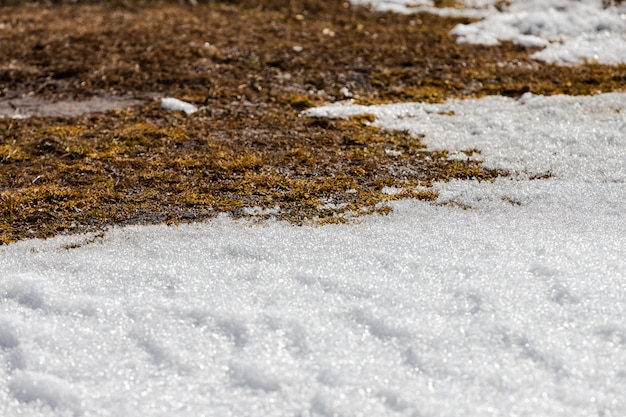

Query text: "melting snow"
[353, 0, 626, 65]
[2, 91, 625, 416]
[303, 92, 626, 182]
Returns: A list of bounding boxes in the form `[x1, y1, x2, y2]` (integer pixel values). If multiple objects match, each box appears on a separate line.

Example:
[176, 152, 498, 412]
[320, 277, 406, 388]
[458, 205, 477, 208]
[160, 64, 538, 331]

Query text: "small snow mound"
[532, 32, 626, 65]
[9, 371, 83, 415]
[161, 97, 198, 115]
[381, 186, 403, 196]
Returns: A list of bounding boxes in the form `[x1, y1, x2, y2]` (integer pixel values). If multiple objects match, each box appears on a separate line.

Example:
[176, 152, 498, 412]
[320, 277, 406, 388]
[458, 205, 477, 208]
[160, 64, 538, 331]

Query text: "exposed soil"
[1, 0, 625, 244]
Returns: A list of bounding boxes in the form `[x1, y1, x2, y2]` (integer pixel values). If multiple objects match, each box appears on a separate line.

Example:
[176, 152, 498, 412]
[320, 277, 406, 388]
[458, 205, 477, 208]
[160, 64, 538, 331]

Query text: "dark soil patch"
[1, 0, 625, 243]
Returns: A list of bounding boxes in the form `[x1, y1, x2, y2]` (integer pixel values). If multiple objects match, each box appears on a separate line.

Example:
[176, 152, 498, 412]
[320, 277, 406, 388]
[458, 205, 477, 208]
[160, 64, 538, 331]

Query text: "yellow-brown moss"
[1, 0, 624, 243]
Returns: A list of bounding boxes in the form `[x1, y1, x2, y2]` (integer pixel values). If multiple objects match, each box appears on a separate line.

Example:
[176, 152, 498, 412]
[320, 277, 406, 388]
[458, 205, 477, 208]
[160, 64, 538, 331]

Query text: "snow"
[161, 97, 198, 115]
[2, 3, 626, 417]
[9, 372, 82, 415]
[353, 0, 626, 65]
[348, 0, 498, 18]
[303, 92, 626, 182]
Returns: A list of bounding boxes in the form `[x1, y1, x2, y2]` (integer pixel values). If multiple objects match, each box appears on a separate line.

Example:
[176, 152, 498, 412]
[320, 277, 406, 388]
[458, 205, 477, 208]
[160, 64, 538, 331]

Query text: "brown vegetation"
[1, 0, 625, 243]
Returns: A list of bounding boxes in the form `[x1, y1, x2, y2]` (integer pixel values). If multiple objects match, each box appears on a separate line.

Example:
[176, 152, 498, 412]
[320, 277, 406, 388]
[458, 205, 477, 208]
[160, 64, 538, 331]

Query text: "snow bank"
[1, 92, 625, 416]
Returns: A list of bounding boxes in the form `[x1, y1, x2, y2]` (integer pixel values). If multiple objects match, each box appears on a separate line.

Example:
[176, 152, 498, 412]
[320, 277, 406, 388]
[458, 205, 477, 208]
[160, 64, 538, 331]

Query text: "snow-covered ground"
[349, 0, 499, 18]
[2, 2, 626, 417]
[353, 0, 626, 64]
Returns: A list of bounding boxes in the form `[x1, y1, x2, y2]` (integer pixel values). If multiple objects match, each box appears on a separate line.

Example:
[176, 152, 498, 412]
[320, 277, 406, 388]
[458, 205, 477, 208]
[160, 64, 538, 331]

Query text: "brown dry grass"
[1, 0, 625, 243]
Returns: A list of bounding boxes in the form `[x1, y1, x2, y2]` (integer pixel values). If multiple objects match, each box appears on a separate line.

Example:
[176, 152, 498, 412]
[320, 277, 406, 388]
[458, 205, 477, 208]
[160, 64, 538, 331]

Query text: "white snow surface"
[161, 97, 198, 115]
[352, 0, 626, 64]
[2, 90, 626, 416]
[349, 0, 499, 18]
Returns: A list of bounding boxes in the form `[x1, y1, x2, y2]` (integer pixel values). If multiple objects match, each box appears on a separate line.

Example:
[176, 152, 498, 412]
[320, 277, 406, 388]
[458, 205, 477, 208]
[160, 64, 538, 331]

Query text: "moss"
[0, 143, 30, 162]
[348, 113, 377, 124]
[281, 94, 317, 110]
[433, 0, 462, 7]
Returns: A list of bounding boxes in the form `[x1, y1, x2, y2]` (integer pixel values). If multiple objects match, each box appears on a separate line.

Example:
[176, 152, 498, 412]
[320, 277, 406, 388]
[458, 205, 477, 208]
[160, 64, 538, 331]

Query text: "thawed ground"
[1, 1, 626, 416]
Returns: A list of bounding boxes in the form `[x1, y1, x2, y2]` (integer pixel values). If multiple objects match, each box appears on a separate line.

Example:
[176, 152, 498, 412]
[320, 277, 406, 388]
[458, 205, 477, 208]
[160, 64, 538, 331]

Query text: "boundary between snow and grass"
[302, 92, 626, 182]
[2, 0, 626, 246]
[0, 92, 625, 415]
[0, 3, 625, 417]
[352, 0, 626, 65]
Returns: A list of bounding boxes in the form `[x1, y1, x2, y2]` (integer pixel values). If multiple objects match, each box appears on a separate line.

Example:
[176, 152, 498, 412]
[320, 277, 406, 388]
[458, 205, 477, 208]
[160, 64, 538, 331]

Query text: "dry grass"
[1, 0, 625, 243]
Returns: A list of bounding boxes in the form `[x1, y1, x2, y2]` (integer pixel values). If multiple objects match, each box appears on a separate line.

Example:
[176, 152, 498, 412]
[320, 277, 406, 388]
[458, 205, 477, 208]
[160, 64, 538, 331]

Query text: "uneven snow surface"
[353, 0, 626, 64]
[2, 91, 626, 416]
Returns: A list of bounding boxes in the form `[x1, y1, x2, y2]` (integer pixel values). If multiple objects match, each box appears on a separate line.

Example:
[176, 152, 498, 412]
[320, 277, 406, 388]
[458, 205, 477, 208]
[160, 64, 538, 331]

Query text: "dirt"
[1, 0, 625, 244]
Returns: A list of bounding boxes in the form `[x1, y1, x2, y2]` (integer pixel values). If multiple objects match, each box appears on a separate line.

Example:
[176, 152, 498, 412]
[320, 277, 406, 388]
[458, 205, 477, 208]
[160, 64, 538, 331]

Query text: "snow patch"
[450, 0, 626, 64]
[353, 0, 626, 65]
[381, 186, 403, 196]
[161, 97, 198, 114]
